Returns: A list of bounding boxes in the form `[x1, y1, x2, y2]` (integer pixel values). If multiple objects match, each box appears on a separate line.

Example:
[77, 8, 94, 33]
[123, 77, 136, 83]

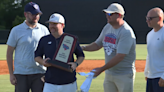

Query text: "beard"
[26, 15, 39, 25]
[27, 19, 37, 25]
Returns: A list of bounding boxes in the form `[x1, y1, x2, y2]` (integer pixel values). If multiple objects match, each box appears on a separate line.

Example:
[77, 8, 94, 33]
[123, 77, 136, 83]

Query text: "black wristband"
[75, 62, 79, 67]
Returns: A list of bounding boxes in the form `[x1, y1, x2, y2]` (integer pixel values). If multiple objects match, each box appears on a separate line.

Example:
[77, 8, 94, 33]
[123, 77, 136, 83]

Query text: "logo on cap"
[50, 15, 55, 19]
[33, 4, 39, 10]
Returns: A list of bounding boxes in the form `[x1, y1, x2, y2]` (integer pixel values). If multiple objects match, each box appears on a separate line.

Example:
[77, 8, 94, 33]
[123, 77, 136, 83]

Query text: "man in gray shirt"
[81, 3, 136, 92]
[6, 2, 49, 92]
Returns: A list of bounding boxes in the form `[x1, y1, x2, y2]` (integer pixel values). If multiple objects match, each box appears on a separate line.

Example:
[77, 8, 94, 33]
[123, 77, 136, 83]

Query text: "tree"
[0, 0, 30, 29]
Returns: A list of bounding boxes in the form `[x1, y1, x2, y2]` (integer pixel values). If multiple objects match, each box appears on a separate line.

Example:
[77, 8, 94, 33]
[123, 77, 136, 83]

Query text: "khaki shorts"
[103, 73, 135, 92]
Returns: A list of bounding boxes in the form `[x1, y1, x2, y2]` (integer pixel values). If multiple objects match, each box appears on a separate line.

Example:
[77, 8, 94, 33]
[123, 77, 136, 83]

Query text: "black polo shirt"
[35, 34, 84, 85]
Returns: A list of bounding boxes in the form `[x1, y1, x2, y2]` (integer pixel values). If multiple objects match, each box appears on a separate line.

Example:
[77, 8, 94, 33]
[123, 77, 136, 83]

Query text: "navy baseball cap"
[24, 2, 42, 15]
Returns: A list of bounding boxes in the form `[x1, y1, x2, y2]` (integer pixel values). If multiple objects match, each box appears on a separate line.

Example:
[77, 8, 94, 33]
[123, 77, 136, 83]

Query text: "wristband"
[75, 62, 79, 67]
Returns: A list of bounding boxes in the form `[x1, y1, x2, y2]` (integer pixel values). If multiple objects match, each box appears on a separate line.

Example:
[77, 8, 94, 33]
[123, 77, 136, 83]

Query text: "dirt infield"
[0, 60, 145, 75]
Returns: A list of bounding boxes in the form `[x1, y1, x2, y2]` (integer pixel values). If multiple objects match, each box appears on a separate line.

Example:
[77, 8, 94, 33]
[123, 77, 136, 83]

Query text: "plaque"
[47, 33, 77, 72]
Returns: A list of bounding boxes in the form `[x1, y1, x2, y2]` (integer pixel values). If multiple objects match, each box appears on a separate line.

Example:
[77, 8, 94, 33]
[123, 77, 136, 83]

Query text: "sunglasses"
[107, 13, 119, 16]
[146, 16, 159, 21]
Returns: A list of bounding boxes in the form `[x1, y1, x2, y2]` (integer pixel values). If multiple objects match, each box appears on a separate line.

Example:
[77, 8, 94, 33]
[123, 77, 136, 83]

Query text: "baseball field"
[0, 44, 147, 92]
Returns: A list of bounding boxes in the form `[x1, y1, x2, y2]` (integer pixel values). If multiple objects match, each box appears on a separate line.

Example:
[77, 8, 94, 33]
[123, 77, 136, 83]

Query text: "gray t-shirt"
[7, 21, 50, 74]
[95, 21, 136, 75]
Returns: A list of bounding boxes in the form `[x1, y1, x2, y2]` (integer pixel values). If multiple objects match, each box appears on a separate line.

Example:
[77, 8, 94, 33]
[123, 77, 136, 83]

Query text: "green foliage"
[0, 0, 30, 29]
[12, 15, 25, 27]
[0, 25, 6, 29]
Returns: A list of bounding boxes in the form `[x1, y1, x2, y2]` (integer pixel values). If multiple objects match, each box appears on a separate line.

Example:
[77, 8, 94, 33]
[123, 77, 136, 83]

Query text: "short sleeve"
[117, 30, 135, 54]
[95, 24, 109, 46]
[7, 28, 17, 47]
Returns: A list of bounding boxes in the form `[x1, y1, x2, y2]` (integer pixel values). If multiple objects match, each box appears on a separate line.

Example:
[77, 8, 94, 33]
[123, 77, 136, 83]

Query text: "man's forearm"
[35, 56, 44, 65]
[7, 55, 14, 75]
[82, 42, 102, 51]
[101, 53, 125, 71]
[7, 59, 13, 74]
[6, 46, 14, 75]
[75, 56, 84, 66]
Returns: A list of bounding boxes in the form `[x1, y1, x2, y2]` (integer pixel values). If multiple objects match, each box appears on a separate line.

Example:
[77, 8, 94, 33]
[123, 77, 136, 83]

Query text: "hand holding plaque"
[47, 33, 77, 72]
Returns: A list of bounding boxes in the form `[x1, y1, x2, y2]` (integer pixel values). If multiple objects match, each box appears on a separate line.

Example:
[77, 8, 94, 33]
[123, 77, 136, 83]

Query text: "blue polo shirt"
[7, 21, 49, 74]
[35, 34, 84, 85]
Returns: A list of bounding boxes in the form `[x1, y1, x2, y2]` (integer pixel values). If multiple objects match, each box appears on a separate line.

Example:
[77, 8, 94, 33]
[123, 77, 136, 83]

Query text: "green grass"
[136, 44, 147, 60]
[0, 44, 147, 92]
[0, 44, 7, 60]
[0, 72, 146, 92]
[82, 49, 105, 60]
[81, 44, 147, 60]
[0, 44, 147, 60]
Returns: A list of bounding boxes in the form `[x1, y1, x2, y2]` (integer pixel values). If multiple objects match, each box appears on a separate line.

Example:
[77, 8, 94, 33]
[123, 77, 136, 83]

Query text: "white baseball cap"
[46, 13, 65, 24]
[103, 3, 125, 15]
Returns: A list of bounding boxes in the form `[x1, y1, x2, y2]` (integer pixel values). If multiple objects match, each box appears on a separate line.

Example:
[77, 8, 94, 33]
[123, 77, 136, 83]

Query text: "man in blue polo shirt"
[35, 13, 85, 92]
[6, 2, 49, 92]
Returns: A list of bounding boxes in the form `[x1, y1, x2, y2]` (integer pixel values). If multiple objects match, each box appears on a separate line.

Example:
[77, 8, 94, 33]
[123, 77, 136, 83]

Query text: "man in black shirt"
[35, 13, 85, 92]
